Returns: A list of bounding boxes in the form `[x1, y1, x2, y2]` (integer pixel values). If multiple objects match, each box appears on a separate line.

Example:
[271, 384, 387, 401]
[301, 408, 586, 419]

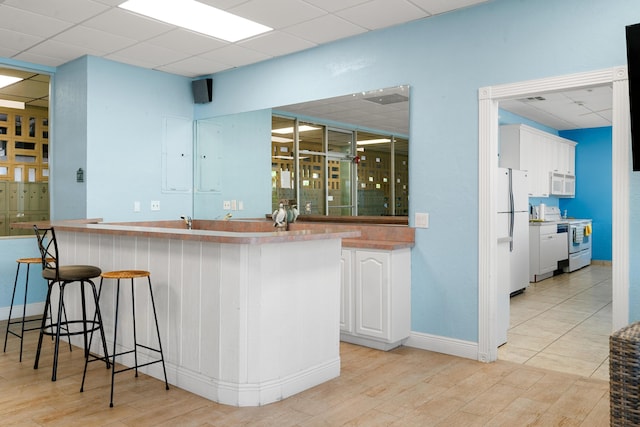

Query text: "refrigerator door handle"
[508, 169, 514, 252]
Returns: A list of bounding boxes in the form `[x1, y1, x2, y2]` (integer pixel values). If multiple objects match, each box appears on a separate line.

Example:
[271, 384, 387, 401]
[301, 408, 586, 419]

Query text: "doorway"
[477, 66, 630, 362]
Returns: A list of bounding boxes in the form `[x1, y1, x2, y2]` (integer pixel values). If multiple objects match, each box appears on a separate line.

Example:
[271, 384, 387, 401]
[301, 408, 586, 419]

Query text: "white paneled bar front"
[51, 223, 356, 406]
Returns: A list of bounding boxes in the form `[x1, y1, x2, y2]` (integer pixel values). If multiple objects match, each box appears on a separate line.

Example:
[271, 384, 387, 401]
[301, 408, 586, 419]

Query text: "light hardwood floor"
[1, 301, 609, 425]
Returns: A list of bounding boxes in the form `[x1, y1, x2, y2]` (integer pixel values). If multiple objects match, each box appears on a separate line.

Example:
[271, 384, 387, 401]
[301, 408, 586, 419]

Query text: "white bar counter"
[41, 220, 359, 407]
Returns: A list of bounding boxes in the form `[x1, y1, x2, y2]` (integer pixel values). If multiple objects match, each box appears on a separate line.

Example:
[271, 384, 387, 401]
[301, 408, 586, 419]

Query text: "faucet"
[180, 215, 192, 230]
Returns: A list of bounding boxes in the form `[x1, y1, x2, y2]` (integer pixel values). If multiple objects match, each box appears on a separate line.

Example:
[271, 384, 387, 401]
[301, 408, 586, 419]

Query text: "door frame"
[477, 66, 630, 362]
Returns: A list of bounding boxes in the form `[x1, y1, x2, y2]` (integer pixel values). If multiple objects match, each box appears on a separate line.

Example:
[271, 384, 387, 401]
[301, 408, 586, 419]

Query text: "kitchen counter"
[20, 218, 361, 407]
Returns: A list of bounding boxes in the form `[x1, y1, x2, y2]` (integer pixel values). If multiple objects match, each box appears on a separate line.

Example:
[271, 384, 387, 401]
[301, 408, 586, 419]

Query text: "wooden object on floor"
[610, 321, 640, 426]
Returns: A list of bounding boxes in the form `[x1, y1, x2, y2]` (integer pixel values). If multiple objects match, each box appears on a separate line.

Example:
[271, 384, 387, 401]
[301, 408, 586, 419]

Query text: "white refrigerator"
[496, 168, 529, 345]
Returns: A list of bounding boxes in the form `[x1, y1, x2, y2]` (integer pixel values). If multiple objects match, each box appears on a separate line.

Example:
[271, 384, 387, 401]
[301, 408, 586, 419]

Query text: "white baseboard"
[0, 302, 45, 322]
[405, 330, 479, 361]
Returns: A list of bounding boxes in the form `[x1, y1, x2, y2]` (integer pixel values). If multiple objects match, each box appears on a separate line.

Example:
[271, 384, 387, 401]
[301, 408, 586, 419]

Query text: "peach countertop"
[16, 218, 414, 250]
[21, 219, 358, 245]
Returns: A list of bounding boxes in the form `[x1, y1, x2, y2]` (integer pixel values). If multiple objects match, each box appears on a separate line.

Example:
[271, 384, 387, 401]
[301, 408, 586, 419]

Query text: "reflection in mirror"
[0, 67, 50, 235]
[272, 85, 409, 217]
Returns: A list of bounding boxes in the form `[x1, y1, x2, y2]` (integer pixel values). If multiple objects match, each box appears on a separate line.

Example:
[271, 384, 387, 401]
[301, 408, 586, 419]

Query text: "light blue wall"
[0, 238, 48, 311]
[193, 110, 271, 219]
[52, 57, 89, 219]
[559, 127, 613, 261]
[2, 0, 640, 335]
[191, 0, 640, 340]
[84, 57, 194, 222]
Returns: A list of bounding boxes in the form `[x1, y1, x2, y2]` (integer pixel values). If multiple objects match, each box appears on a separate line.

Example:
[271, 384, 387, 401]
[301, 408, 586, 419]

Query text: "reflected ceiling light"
[0, 75, 22, 89]
[272, 155, 294, 160]
[356, 138, 391, 145]
[272, 125, 320, 134]
[118, 0, 272, 42]
[271, 136, 293, 143]
[0, 99, 25, 109]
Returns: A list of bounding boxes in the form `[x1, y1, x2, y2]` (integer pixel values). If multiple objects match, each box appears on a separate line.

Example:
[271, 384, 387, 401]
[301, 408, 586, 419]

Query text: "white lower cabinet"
[529, 224, 568, 282]
[340, 247, 411, 351]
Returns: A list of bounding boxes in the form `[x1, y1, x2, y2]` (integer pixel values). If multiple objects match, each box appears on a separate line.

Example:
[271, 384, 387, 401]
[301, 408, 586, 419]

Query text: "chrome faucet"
[180, 215, 192, 230]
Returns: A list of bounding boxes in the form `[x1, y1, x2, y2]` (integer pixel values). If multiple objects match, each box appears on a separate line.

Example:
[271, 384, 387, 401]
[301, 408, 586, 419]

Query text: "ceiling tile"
[0, 4, 72, 38]
[146, 29, 227, 56]
[302, 0, 371, 13]
[52, 26, 137, 54]
[23, 39, 104, 62]
[336, 0, 428, 30]
[239, 32, 316, 57]
[157, 56, 232, 78]
[230, 0, 326, 28]
[105, 42, 192, 68]
[283, 14, 367, 44]
[12, 51, 68, 68]
[201, 45, 271, 68]
[409, 0, 490, 15]
[0, 28, 43, 52]
[2, 0, 109, 22]
[82, 8, 174, 41]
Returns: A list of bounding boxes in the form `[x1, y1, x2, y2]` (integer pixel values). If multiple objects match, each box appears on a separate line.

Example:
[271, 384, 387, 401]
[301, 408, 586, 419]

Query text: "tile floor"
[498, 264, 612, 380]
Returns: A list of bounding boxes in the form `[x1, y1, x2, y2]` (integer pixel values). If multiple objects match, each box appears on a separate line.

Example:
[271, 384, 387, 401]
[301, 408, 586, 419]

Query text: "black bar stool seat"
[81, 269, 169, 407]
[33, 226, 110, 381]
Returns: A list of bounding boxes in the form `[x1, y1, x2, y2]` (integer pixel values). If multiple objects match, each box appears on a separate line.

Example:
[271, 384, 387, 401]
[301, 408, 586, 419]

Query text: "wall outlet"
[415, 212, 429, 228]
[223, 200, 231, 210]
[151, 200, 160, 211]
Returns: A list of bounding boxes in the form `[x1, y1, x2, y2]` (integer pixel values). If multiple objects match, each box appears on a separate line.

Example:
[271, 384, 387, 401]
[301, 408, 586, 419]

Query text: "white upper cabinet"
[499, 124, 577, 198]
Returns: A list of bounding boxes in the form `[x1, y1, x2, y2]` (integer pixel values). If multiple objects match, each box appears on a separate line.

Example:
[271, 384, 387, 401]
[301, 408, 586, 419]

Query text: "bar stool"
[3, 257, 52, 362]
[33, 226, 111, 381]
[81, 270, 169, 407]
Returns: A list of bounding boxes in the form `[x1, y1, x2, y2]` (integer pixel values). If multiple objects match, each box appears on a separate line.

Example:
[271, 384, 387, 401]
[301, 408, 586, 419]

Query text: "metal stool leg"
[4, 262, 23, 356]
[34, 282, 53, 370]
[147, 276, 169, 391]
[109, 279, 121, 408]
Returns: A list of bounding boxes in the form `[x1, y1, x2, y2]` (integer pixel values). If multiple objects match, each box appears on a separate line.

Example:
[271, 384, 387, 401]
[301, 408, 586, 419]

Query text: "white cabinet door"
[340, 249, 354, 333]
[539, 233, 567, 274]
[354, 250, 390, 340]
[499, 124, 577, 197]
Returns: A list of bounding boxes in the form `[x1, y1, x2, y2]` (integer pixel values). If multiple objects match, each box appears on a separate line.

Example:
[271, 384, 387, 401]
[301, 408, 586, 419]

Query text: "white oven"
[564, 219, 592, 272]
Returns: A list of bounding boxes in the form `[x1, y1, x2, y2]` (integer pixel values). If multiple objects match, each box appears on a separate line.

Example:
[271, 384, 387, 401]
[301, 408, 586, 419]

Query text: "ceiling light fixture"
[0, 75, 23, 89]
[118, 0, 272, 43]
[357, 138, 391, 145]
[272, 125, 320, 134]
[0, 99, 25, 109]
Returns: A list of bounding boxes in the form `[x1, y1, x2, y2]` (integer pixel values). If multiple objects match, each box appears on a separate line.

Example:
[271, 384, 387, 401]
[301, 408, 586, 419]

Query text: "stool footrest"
[41, 320, 102, 337]
[114, 359, 164, 375]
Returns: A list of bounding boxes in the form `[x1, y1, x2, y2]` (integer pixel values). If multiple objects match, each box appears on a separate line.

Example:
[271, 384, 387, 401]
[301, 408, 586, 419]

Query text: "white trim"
[405, 331, 478, 360]
[0, 302, 45, 321]
[478, 67, 630, 361]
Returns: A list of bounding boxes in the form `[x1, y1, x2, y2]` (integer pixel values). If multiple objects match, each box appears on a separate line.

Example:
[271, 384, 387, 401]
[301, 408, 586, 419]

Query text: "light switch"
[134, 201, 140, 212]
[415, 212, 429, 228]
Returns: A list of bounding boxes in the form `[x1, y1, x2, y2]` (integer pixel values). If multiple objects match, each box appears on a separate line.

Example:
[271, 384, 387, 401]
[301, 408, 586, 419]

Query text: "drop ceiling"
[0, 0, 491, 78]
[0, 0, 614, 131]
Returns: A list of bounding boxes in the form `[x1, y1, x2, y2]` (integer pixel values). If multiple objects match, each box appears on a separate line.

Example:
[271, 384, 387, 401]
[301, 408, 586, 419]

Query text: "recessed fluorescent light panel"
[0, 99, 25, 109]
[0, 75, 23, 89]
[357, 138, 391, 145]
[118, 0, 272, 42]
[272, 125, 320, 134]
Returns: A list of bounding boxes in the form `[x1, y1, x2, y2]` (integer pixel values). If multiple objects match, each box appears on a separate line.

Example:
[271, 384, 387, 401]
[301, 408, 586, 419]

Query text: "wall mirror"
[194, 85, 410, 220]
[0, 67, 50, 236]
[272, 85, 410, 217]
